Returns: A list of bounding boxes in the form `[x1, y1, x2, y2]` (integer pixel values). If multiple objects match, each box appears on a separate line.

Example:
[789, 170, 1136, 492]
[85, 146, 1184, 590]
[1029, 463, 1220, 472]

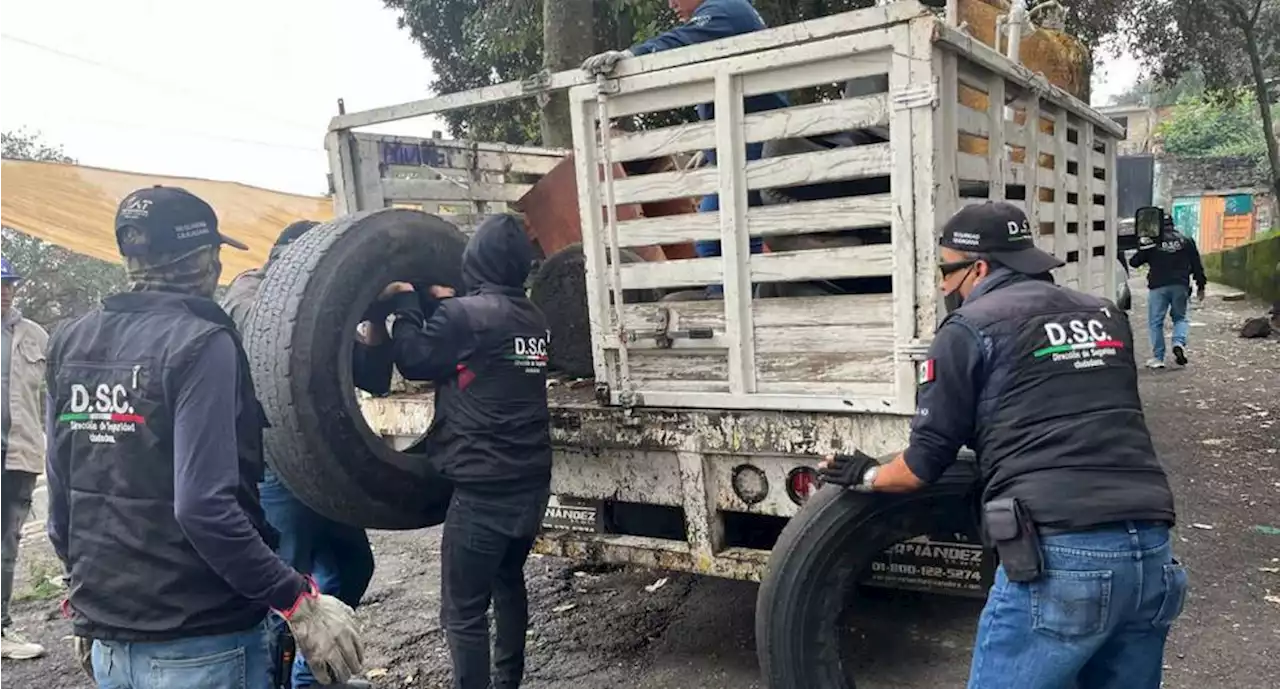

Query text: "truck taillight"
[785, 467, 818, 504]
[730, 464, 769, 505]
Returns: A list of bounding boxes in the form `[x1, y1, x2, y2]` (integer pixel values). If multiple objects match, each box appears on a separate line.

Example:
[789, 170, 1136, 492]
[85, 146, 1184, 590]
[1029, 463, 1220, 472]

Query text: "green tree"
[2, 130, 127, 327]
[1115, 0, 1279, 199]
[1157, 91, 1269, 161]
[380, 0, 1171, 145]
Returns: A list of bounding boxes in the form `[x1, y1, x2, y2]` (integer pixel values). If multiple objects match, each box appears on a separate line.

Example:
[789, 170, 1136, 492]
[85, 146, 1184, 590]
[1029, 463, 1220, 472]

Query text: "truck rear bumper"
[535, 530, 770, 581]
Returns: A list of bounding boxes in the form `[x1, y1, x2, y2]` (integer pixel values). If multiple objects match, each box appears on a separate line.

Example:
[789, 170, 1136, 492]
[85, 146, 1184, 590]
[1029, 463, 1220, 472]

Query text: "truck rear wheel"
[245, 208, 466, 530]
[755, 462, 980, 688]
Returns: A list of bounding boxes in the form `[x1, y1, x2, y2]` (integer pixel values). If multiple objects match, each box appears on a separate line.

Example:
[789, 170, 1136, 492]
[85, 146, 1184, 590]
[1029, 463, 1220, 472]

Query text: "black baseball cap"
[114, 186, 248, 257]
[939, 201, 1064, 275]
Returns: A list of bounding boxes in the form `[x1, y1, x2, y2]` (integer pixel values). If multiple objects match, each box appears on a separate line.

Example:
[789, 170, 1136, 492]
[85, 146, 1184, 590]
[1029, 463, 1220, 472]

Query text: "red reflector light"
[786, 466, 818, 504]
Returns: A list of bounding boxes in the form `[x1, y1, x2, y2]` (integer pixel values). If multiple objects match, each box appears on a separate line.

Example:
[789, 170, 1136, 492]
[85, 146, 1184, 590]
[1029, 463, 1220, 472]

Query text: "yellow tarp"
[1, 159, 335, 284]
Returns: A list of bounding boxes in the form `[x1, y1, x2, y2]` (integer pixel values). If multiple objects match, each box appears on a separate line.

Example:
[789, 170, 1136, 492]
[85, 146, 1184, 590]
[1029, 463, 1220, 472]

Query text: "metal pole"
[1006, 1, 1026, 63]
[594, 73, 633, 404]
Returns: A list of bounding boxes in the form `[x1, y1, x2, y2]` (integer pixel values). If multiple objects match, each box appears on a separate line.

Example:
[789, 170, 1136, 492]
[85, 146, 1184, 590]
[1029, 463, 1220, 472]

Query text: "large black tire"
[756, 461, 980, 689]
[528, 243, 658, 378]
[245, 208, 467, 530]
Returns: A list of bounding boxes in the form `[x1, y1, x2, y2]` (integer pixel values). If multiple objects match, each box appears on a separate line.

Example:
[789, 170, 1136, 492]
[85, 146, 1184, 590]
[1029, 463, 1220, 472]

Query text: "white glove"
[582, 49, 632, 75]
[1138, 235, 1155, 249]
[277, 580, 364, 685]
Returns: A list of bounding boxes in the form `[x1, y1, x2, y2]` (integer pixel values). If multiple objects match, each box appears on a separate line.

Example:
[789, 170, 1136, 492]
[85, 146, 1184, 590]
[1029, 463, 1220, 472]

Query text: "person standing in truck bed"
[374, 214, 551, 689]
[222, 220, 377, 689]
[1129, 211, 1206, 369]
[582, 0, 788, 294]
[45, 187, 363, 688]
[820, 202, 1185, 689]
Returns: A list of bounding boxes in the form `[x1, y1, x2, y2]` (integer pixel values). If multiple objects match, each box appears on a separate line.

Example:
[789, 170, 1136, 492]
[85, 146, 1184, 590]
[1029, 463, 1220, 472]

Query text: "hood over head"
[462, 214, 535, 294]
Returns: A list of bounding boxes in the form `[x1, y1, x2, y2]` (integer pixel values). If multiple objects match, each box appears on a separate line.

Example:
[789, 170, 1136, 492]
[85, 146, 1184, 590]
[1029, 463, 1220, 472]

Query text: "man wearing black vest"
[45, 186, 363, 688]
[819, 202, 1185, 689]
[1128, 212, 1206, 369]
[374, 214, 551, 689]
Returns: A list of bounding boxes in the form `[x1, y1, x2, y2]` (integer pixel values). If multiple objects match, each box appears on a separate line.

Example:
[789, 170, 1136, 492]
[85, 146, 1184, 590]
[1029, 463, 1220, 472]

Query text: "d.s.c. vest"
[950, 276, 1176, 530]
[426, 289, 552, 494]
[47, 291, 274, 641]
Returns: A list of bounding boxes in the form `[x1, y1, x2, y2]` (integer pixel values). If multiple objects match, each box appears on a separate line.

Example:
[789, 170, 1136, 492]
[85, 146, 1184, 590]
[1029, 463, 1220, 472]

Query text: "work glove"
[817, 450, 878, 488]
[1196, 285, 1206, 302]
[582, 49, 632, 75]
[1137, 235, 1155, 249]
[276, 580, 364, 685]
[73, 636, 94, 681]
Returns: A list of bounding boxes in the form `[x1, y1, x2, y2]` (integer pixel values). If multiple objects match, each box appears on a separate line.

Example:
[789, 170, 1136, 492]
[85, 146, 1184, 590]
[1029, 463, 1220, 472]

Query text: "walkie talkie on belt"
[983, 498, 1044, 582]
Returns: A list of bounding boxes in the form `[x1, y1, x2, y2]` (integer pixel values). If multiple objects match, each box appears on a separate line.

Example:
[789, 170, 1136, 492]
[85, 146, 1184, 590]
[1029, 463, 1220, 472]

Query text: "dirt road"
[5, 281, 1277, 689]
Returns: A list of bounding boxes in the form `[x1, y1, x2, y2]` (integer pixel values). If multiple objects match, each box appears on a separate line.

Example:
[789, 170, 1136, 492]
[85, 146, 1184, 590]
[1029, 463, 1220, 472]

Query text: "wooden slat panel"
[381, 179, 532, 203]
[604, 32, 893, 118]
[363, 136, 563, 176]
[618, 243, 892, 290]
[628, 351, 893, 385]
[714, 72, 757, 395]
[619, 294, 894, 353]
[610, 94, 891, 162]
[740, 43, 891, 99]
[985, 73, 1007, 201]
[622, 388, 901, 413]
[615, 194, 893, 247]
[612, 143, 891, 205]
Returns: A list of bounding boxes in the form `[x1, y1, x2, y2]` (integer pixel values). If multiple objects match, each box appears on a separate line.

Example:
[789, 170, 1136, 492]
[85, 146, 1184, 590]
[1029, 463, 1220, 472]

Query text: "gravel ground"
[4, 279, 1277, 689]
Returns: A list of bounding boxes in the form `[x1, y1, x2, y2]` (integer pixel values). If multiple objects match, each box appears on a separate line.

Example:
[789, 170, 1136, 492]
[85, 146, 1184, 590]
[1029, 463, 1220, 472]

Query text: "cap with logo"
[1, 257, 20, 282]
[114, 186, 249, 257]
[938, 201, 1064, 275]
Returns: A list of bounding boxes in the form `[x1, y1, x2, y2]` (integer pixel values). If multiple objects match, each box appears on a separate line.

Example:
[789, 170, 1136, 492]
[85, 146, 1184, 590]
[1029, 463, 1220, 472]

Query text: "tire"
[528, 243, 659, 378]
[755, 461, 980, 689]
[245, 208, 467, 530]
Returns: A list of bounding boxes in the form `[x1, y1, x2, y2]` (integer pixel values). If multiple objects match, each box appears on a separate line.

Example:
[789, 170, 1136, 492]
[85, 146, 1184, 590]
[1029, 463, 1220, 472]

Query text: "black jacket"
[388, 215, 552, 493]
[905, 270, 1175, 531]
[1129, 231, 1206, 291]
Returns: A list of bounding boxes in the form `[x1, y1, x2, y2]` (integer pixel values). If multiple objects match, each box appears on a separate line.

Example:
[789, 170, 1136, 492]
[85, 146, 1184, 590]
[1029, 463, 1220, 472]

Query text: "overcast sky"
[1, 0, 1141, 197]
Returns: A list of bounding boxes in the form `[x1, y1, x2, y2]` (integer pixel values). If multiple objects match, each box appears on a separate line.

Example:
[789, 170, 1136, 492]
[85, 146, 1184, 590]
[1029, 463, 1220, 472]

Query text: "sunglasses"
[937, 259, 978, 277]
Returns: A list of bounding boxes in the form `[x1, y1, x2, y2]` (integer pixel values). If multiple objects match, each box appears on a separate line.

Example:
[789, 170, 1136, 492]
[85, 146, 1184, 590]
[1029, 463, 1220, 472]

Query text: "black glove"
[818, 450, 877, 488]
[1195, 285, 1205, 302]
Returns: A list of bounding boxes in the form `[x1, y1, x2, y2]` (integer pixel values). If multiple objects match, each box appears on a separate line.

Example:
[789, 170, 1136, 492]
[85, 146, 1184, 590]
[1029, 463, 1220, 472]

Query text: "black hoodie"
[388, 215, 552, 493]
[1129, 230, 1206, 291]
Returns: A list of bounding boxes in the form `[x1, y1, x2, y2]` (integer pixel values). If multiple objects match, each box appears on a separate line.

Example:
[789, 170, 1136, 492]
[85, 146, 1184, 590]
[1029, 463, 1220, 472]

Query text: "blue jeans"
[1147, 284, 1190, 361]
[694, 140, 767, 288]
[967, 522, 1188, 689]
[92, 620, 272, 689]
[260, 470, 374, 687]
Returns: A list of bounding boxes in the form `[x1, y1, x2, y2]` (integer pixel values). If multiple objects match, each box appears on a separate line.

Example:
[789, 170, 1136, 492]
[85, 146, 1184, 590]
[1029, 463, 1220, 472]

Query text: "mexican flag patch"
[918, 359, 936, 385]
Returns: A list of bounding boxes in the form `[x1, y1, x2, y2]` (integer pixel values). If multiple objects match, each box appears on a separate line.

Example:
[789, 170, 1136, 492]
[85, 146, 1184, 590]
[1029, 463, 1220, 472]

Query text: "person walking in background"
[1129, 212, 1206, 369]
[1, 257, 49, 660]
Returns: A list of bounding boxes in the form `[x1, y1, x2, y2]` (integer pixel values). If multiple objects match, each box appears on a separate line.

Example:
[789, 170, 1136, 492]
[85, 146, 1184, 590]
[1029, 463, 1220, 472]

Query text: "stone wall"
[1202, 232, 1280, 302]
[1156, 155, 1270, 201]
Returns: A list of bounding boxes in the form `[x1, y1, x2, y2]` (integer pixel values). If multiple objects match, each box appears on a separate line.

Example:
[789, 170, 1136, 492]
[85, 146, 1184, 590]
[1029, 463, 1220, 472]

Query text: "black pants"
[441, 486, 550, 689]
[1, 470, 37, 628]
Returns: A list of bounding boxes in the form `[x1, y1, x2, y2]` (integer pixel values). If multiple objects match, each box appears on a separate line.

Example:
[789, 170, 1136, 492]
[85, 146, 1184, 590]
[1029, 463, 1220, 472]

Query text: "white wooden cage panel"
[570, 15, 923, 415]
[933, 24, 1124, 310]
[328, 132, 566, 231]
